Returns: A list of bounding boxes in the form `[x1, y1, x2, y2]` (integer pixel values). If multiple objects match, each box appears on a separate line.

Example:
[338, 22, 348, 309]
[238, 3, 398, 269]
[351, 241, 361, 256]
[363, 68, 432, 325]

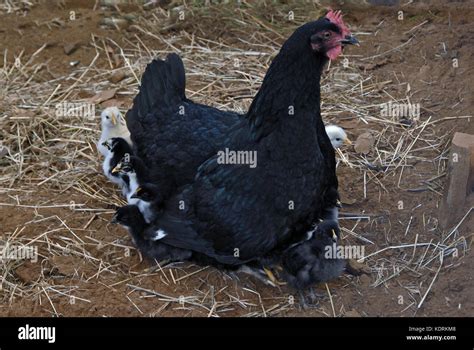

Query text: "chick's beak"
[130, 187, 141, 199]
[344, 137, 352, 146]
[111, 164, 121, 174]
[111, 113, 117, 126]
[111, 213, 118, 224]
[340, 34, 359, 46]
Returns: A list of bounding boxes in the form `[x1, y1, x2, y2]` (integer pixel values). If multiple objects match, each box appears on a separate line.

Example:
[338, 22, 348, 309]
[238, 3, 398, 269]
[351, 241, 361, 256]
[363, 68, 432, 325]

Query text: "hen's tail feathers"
[126, 53, 186, 139]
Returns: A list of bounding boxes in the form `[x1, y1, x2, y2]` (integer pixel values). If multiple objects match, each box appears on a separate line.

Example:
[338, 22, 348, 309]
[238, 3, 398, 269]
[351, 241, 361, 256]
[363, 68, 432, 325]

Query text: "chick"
[112, 155, 166, 218]
[281, 220, 346, 306]
[111, 205, 192, 262]
[102, 137, 133, 193]
[98, 107, 132, 157]
[111, 156, 140, 205]
[130, 183, 162, 224]
[325, 125, 352, 149]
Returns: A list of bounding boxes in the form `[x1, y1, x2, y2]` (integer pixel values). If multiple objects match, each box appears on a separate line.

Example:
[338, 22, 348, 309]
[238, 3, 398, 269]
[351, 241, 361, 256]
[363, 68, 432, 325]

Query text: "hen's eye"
[323, 32, 331, 39]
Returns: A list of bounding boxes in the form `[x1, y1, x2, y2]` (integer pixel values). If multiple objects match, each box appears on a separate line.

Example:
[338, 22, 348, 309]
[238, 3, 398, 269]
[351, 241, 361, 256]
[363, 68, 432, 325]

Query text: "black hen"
[141, 14, 358, 269]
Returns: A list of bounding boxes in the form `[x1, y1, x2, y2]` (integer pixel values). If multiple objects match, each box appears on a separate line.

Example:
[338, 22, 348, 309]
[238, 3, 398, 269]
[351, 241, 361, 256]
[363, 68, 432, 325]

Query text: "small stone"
[15, 262, 42, 284]
[87, 89, 117, 104]
[109, 71, 127, 84]
[64, 42, 80, 55]
[354, 132, 376, 154]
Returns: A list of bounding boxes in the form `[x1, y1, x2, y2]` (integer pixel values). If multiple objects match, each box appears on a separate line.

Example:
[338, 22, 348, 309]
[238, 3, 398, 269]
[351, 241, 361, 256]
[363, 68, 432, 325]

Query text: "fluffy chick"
[98, 107, 132, 157]
[281, 220, 346, 291]
[325, 125, 351, 149]
[130, 183, 162, 224]
[102, 137, 133, 193]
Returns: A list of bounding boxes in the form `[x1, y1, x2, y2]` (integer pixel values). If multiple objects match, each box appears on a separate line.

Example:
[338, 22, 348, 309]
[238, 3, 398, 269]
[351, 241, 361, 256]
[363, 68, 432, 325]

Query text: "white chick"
[98, 107, 132, 157]
[325, 125, 352, 149]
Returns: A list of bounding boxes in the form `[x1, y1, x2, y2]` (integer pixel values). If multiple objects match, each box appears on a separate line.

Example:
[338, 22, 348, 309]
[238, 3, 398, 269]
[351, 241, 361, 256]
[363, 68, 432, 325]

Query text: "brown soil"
[0, 0, 472, 317]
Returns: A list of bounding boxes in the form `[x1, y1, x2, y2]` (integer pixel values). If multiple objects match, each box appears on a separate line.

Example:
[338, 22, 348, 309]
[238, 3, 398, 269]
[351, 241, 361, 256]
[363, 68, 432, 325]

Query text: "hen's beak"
[111, 112, 117, 126]
[340, 34, 359, 46]
[111, 164, 122, 174]
[344, 137, 352, 146]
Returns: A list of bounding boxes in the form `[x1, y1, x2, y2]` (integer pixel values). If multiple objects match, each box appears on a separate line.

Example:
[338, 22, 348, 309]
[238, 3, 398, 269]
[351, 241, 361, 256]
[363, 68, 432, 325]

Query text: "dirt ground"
[0, 0, 472, 317]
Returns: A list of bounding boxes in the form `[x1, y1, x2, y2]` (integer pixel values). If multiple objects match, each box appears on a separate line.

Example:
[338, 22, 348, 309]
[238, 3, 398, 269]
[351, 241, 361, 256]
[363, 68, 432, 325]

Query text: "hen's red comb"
[325, 9, 350, 36]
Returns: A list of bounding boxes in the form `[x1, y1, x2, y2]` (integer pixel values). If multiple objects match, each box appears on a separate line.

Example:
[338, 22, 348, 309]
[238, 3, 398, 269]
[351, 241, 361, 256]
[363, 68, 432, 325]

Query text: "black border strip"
[0, 317, 472, 346]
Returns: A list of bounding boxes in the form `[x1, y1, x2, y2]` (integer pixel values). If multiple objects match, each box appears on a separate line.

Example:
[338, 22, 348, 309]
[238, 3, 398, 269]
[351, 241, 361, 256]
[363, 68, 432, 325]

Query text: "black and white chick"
[102, 137, 133, 193]
[111, 157, 140, 206]
[98, 107, 132, 157]
[112, 155, 165, 222]
[111, 205, 192, 262]
[280, 219, 346, 306]
[130, 183, 163, 224]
